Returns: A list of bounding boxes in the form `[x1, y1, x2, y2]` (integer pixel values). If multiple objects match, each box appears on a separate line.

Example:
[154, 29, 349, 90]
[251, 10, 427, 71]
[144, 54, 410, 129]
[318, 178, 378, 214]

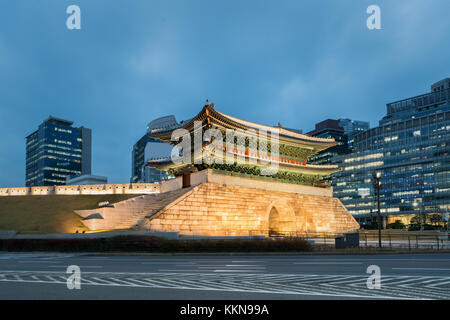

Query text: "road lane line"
[18, 261, 60, 264]
[392, 268, 450, 271]
[230, 261, 266, 263]
[428, 280, 450, 287]
[213, 270, 264, 273]
[294, 262, 363, 265]
[224, 264, 266, 267]
[157, 269, 209, 273]
[46, 265, 103, 269]
[90, 277, 118, 285]
[140, 262, 192, 264]
[0, 270, 448, 299]
[198, 266, 266, 270]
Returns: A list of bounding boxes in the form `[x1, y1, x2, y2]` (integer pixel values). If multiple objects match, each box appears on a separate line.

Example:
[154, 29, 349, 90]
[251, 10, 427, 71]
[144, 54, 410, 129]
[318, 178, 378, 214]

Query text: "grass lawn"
[0, 194, 140, 234]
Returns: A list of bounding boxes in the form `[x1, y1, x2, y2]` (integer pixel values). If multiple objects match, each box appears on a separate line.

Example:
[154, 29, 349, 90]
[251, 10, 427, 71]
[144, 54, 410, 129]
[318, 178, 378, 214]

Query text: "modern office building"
[131, 115, 181, 183]
[338, 119, 370, 149]
[307, 119, 349, 165]
[307, 118, 369, 166]
[332, 78, 450, 225]
[66, 174, 107, 185]
[26, 116, 91, 187]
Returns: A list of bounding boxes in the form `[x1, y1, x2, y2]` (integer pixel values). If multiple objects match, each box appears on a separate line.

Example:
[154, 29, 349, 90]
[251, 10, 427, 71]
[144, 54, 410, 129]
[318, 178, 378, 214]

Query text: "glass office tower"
[307, 119, 350, 165]
[338, 119, 370, 149]
[333, 78, 450, 225]
[307, 118, 369, 165]
[131, 115, 182, 183]
[131, 134, 172, 183]
[25, 116, 91, 186]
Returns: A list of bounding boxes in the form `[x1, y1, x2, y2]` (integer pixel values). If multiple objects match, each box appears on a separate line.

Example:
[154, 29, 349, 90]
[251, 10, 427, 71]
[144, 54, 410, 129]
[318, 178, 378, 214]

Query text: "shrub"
[0, 237, 313, 253]
[387, 220, 406, 230]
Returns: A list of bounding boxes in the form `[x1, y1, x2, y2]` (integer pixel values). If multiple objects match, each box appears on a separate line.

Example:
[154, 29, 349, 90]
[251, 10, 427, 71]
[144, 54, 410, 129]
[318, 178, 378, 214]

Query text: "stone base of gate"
[142, 179, 359, 237]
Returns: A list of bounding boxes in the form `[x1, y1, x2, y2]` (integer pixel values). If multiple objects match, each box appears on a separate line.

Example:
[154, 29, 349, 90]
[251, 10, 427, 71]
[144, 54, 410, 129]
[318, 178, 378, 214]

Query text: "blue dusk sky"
[0, 0, 449, 187]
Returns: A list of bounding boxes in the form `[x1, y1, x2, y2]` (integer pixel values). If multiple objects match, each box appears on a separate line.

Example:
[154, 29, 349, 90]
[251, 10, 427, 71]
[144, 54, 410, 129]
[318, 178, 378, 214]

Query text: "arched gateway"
[267, 203, 296, 237]
[77, 102, 361, 236]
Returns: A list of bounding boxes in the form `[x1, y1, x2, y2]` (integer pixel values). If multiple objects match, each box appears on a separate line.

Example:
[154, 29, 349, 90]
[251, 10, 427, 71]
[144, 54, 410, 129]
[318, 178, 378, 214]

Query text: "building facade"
[338, 118, 370, 149]
[332, 79, 450, 225]
[66, 174, 107, 185]
[131, 115, 181, 183]
[307, 118, 369, 166]
[25, 116, 91, 187]
[307, 119, 350, 166]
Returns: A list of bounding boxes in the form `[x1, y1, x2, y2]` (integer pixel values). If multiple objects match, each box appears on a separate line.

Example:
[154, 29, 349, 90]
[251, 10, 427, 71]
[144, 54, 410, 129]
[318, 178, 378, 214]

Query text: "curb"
[79, 250, 450, 256]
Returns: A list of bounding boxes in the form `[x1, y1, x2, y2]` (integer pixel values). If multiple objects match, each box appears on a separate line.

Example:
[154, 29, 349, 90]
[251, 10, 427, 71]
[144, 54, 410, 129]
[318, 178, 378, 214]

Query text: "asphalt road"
[0, 252, 449, 300]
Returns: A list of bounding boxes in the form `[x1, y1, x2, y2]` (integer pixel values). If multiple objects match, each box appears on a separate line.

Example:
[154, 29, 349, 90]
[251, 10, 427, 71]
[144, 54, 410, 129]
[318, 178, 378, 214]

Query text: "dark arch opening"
[268, 207, 281, 237]
[268, 206, 295, 237]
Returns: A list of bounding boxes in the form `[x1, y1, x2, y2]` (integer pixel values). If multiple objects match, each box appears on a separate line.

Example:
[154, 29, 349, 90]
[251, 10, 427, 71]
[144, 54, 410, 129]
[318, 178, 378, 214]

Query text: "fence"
[359, 230, 450, 250]
[177, 229, 450, 250]
[177, 230, 345, 244]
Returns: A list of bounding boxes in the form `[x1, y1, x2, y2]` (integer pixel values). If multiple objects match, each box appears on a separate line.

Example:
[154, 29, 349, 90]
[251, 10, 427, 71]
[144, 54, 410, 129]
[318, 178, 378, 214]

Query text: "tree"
[410, 214, 422, 225]
[413, 213, 428, 225]
[387, 220, 406, 230]
[365, 220, 379, 230]
[429, 214, 442, 227]
[409, 214, 424, 231]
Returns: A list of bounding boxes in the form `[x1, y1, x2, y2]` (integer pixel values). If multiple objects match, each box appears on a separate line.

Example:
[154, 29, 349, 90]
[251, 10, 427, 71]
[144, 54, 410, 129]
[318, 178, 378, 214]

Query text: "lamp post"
[372, 171, 382, 248]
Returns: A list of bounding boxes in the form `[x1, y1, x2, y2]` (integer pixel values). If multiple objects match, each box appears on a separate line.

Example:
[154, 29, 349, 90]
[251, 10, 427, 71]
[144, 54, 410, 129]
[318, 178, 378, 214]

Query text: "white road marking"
[0, 270, 448, 299]
[104, 277, 138, 286]
[427, 279, 450, 287]
[158, 269, 214, 273]
[141, 262, 187, 264]
[294, 262, 363, 265]
[47, 265, 103, 268]
[90, 277, 117, 285]
[224, 264, 265, 267]
[213, 270, 264, 273]
[17, 261, 60, 264]
[392, 268, 450, 271]
[40, 255, 77, 260]
[231, 261, 265, 263]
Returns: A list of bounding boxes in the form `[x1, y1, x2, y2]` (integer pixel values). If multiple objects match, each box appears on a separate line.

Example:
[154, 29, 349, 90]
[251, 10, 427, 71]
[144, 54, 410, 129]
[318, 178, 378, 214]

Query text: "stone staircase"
[76, 187, 194, 231]
[114, 187, 195, 230]
[143, 182, 359, 236]
[77, 181, 358, 235]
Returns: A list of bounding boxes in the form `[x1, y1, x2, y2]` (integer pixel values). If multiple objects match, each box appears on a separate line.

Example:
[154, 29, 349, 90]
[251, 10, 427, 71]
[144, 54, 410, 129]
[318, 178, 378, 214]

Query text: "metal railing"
[176, 229, 450, 250]
[359, 230, 450, 250]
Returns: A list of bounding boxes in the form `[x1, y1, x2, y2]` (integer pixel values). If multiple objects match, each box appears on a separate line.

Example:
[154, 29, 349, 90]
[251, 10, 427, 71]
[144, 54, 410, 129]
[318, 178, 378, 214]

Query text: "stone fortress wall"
[75, 170, 358, 235]
[0, 169, 332, 198]
[0, 169, 358, 236]
[0, 183, 160, 196]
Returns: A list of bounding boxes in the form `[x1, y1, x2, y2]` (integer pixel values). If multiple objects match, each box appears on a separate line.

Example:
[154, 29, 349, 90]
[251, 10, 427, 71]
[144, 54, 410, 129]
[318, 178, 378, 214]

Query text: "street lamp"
[372, 171, 382, 248]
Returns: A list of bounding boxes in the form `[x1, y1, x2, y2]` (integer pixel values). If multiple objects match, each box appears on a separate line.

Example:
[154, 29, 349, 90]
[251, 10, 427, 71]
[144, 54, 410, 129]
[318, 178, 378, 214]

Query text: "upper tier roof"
[149, 103, 336, 149]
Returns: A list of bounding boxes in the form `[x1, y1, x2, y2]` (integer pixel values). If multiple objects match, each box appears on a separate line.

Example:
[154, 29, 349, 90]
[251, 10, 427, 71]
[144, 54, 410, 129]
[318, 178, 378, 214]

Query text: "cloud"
[0, 0, 449, 186]
[130, 46, 174, 76]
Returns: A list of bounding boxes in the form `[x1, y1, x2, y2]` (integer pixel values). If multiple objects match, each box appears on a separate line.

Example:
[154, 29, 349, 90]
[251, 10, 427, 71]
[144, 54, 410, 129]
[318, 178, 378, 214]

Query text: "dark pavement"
[0, 253, 449, 299]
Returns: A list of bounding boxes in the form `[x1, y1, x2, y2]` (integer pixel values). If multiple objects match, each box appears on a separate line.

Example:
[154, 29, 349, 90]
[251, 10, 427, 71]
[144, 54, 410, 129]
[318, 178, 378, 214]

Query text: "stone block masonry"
[4, 169, 358, 236]
[0, 183, 160, 196]
[75, 171, 358, 236]
[143, 182, 359, 236]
